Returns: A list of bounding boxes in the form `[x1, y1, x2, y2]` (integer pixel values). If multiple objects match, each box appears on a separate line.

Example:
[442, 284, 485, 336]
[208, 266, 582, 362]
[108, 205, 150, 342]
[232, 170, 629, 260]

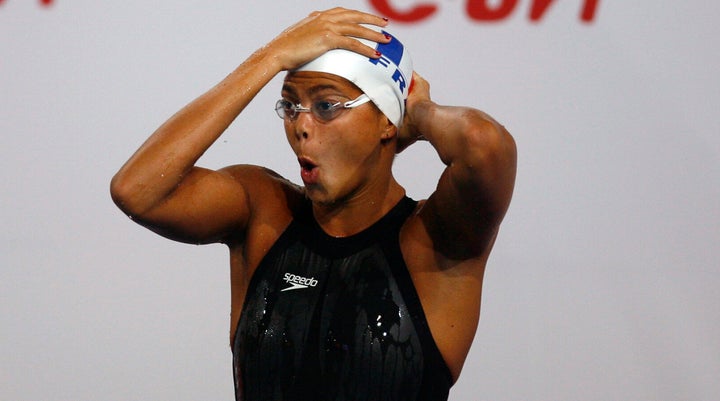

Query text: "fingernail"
[375, 50, 382, 57]
[384, 34, 391, 40]
[382, 17, 389, 22]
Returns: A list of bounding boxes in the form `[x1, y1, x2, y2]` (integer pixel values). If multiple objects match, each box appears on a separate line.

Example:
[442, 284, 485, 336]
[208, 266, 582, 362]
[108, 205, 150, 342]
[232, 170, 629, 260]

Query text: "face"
[280, 71, 395, 206]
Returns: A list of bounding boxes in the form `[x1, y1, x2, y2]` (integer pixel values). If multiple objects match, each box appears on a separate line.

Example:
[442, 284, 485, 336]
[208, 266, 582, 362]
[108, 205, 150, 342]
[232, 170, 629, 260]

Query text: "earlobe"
[381, 118, 397, 140]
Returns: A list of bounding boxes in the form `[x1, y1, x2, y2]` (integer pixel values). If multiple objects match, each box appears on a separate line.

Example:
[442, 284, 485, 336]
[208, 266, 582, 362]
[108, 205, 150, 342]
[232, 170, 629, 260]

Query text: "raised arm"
[401, 73, 517, 259]
[109, 48, 277, 244]
[110, 8, 391, 244]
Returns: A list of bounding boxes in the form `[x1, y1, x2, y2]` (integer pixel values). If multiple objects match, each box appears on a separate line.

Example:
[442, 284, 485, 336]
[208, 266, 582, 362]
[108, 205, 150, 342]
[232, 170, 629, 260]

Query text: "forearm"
[411, 100, 516, 218]
[110, 48, 282, 216]
[410, 100, 512, 167]
[111, 8, 391, 217]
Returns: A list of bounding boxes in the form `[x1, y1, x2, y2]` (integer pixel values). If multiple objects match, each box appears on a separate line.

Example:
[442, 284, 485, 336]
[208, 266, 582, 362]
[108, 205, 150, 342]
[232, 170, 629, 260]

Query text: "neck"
[312, 178, 405, 237]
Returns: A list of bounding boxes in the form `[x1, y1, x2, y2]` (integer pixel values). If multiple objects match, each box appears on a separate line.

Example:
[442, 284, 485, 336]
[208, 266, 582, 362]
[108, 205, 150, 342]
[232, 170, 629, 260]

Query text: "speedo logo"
[281, 273, 319, 292]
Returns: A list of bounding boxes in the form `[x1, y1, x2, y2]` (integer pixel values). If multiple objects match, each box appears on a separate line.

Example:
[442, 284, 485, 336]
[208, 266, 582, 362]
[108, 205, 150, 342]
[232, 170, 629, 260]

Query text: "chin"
[303, 185, 327, 203]
[304, 186, 344, 208]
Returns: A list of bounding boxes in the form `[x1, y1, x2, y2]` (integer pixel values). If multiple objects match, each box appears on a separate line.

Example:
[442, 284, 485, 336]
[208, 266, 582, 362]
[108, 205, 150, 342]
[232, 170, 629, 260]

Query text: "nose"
[292, 111, 314, 141]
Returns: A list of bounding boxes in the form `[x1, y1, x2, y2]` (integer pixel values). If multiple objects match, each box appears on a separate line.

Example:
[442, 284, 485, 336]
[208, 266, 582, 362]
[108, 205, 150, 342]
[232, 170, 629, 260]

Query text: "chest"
[232, 234, 446, 400]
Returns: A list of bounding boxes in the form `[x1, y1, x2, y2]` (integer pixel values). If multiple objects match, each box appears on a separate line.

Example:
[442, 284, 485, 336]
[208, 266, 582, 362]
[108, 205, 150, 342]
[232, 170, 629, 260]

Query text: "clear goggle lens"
[275, 94, 371, 122]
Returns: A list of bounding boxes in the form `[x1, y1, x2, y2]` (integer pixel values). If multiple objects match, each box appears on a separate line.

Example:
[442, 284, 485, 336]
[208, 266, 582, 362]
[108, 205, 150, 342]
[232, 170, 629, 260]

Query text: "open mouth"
[299, 157, 317, 172]
[298, 157, 319, 184]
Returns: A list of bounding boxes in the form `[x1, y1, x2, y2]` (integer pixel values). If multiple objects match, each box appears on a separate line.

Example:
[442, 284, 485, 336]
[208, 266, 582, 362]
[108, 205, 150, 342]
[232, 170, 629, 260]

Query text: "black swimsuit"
[233, 197, 452, 401]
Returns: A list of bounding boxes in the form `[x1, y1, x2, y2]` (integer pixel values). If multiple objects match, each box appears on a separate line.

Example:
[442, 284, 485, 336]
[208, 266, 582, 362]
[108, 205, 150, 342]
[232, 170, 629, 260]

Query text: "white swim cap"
[294, 29, 413, 127]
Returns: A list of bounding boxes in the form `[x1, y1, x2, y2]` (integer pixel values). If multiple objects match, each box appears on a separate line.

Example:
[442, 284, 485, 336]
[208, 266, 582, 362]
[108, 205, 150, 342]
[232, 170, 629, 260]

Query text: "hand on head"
[396, 72, 431, 153]
[268, 8, 391, 71]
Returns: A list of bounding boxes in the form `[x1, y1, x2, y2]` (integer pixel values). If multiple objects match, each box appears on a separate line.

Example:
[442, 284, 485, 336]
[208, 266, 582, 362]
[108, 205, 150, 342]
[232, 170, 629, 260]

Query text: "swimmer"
[110, 7, 516, 401]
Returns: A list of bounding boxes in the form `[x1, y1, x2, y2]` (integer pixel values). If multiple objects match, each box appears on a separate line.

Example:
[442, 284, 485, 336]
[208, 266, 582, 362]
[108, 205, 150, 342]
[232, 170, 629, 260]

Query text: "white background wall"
[2, 1, 718, 400]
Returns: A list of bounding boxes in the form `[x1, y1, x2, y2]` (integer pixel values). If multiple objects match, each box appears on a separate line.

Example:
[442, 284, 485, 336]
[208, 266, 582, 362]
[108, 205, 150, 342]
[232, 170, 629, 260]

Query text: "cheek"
[324, 135, 379, 180]
[283, 120, 294, 140]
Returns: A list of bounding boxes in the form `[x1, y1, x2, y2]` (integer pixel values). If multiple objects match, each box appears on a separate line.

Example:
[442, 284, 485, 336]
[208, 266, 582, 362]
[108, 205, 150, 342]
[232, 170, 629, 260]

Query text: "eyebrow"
[281, 83, 346, 97]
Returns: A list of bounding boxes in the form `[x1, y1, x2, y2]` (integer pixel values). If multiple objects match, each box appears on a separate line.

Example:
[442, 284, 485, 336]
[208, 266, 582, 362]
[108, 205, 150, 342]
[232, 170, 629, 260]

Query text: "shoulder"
[220, 164, 305, 241]
[221, 164, 303, 201]
[221, 164, 293, 184]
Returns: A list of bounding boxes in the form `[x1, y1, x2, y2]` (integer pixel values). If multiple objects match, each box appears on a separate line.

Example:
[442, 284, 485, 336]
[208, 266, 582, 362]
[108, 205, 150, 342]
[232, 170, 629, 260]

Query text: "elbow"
[109, 171, 146, 218]
[459, 113, 517, 207]
[109, 172, 132, 215]
[492, 122, 517, 173]
[463, 110, 517, 170]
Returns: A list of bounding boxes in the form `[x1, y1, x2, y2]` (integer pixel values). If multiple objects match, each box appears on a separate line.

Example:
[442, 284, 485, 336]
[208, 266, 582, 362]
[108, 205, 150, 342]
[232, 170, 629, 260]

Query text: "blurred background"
[2, 1, 718, 400]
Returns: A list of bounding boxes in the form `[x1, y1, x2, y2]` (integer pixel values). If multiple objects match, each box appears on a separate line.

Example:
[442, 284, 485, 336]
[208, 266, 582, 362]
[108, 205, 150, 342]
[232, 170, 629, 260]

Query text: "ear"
[380, 117, 397, 141]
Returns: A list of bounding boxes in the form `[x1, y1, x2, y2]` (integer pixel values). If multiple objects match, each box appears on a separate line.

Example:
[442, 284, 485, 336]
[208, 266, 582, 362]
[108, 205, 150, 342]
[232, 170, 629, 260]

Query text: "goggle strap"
[343, 94, 371, 108]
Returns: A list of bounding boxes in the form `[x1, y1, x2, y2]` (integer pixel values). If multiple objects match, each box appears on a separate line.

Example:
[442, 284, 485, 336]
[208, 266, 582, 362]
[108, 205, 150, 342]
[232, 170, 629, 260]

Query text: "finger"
[335, 21, 394, 58]
[322, 7, 390, 27]
[313, 24, 391, 59]
[313, 10, 389, 34]
[285, 9, 391, 63]
[319, 36, 377, 59]
[349, 24, 392, 44]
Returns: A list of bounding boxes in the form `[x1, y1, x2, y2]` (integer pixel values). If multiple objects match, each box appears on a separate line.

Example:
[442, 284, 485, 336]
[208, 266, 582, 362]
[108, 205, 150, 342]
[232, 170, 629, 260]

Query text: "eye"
[312, 99, 342, 120]
[314, 100, 336, 112]
[278, 99, 294, 111]
[275, 99, 297, 119]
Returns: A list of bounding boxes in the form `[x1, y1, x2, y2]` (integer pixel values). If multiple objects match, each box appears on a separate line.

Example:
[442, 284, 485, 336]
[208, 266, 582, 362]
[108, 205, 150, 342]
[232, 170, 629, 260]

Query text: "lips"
[298, 156, 319, 185]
